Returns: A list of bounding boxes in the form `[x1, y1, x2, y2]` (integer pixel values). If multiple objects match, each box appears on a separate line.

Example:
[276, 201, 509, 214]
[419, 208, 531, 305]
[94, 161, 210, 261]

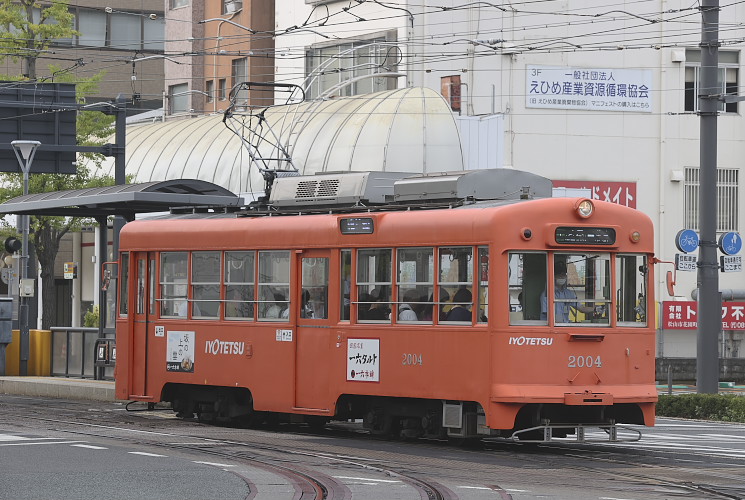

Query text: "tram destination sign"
[340, 217, 374, 235]
[555, 227, 616, 245]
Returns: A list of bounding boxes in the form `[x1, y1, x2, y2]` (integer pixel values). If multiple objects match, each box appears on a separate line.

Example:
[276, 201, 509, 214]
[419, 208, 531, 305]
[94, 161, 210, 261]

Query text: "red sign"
[662, 301, 745, 330]
[552, 181, 637, 208]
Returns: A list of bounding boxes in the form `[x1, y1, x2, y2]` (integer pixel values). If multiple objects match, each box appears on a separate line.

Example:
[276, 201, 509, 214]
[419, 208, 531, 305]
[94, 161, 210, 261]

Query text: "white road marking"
[193, 461, 236, 467]
[334, 476, 402, 483]
[71, 444, 108, 450]
[128, 451, 167, 457]
[0, 441, 84, 447]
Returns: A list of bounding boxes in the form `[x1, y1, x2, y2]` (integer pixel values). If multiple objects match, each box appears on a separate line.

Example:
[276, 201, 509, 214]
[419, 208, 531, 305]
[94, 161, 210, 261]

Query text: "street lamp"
[11, 139, 40, 377]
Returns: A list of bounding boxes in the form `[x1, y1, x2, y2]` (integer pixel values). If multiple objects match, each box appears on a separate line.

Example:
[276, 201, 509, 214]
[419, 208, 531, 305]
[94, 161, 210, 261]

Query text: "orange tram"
[115, 169, 657, 442]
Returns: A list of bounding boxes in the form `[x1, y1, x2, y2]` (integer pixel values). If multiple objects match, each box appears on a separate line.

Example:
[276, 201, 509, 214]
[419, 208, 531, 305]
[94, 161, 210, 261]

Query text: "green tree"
[0, 0, 115, 329]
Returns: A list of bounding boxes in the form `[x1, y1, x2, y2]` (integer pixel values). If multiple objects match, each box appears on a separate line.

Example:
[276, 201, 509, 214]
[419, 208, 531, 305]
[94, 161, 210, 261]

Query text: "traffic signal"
[3, 237, 21, 254]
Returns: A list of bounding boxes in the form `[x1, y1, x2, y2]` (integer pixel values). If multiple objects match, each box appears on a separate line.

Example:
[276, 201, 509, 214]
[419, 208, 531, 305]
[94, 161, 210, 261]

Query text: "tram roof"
[0, 179, 242, 220]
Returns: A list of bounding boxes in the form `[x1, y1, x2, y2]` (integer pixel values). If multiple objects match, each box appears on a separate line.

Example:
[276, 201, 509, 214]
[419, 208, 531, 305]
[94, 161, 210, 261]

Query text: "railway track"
[2, 394, 744, 499]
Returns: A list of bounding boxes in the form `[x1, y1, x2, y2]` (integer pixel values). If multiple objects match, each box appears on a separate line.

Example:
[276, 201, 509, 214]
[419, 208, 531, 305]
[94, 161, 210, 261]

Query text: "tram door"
[294, 250, 332, 410]
[130, 252, 154, 398]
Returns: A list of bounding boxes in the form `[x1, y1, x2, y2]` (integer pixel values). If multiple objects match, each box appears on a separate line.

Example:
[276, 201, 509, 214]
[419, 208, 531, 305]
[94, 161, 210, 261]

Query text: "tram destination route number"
[555, 226, 616, 245]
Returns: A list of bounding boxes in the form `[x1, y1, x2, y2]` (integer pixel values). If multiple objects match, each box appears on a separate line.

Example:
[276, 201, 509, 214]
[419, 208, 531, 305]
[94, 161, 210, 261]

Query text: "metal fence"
[50, 327, 114, 380]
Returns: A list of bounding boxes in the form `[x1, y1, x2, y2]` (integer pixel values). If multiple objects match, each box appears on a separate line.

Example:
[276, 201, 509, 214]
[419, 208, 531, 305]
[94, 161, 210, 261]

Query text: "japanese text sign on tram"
[674, 229, 699, 272]
[719, 232, 742, 273]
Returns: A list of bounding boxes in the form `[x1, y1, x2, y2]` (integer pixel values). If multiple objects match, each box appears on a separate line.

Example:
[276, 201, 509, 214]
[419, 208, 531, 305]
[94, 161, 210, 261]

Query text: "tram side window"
[543, 253, 611, 326]
[302, 257, 329, 319]
[616, 254, 648, 326]
[340, 249, 351, 321]
[357, 248, 392, 322]
[396, 247, 433, 323]
[477, 246, 488, 323]
[224, 251, 255, 320]
[440, 247, 474, 323]
[119, 253, 129, 317]
[258, 250, 290, 321]
[508, 252, 547, 325]
[192, 252, 221, 319]
[160, 252, 188, 317]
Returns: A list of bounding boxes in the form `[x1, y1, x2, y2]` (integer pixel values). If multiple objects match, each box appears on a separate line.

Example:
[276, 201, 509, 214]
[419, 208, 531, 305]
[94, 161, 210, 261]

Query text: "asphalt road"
[1, 394, 744, 500]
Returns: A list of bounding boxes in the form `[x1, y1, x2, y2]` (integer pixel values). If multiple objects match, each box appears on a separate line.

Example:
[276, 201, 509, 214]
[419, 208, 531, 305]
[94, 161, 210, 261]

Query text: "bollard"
[0, 297, 12, 376]
[667, 365, 673, 395]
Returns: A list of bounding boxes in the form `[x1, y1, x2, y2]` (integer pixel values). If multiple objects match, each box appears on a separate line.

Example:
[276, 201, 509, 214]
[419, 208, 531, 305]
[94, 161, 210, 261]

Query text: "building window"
[171, 0, 189, 8]
[218, 79, 227, 101]
[231, 58, 248, 105]
[54, 6, 164, 52]
[206, 80, 214, 102]
[685, 167, 739, 232]
[684, 49, 739, 113]
[169, 83, 189, 114]
[305, 34, 397, 99]
[222, 0, 243, 14]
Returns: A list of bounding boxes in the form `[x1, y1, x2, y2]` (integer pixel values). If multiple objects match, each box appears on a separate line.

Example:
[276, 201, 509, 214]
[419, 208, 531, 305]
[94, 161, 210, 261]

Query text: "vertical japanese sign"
[552, 180, 636, 208]
[347, 338, 380, 382]
[167, 331, 195, 372]
[527, 66, 653, 113]
[662, 301, 745, 330]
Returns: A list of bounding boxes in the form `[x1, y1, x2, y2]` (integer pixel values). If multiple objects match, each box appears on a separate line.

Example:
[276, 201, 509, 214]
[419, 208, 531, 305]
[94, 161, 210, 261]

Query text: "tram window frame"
[224, 251, 255, 321]
[356, 248, 392, 323]
[545, 253, 611, 326]
[302, 256, 329, 319]
[137, 259, 146, 315]
[340, 249, 352, 321]
[160, 252, 188, 318]
[477, 246, 488, 324]
[616, 254, 648, 327]
[149, 257, 156, 316]
[439, 246, 474, 323]
[396, 247, 434, 324]
[119, 252, 129, 317]
[257, 250, 290, 321]
[508, 252, 548, 326]
[192, 251, 221, 319]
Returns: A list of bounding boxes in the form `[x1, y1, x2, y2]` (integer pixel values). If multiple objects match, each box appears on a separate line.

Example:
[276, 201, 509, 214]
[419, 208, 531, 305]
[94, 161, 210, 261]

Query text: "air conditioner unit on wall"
[224, 1, 242, 14]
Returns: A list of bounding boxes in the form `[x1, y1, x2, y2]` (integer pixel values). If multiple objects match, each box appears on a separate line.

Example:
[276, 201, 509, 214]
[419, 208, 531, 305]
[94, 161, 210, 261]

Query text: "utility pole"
[696, 0, 721, 394]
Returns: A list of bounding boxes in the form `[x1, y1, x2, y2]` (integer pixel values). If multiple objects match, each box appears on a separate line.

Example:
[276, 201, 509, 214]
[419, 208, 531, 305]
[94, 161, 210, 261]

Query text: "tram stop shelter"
[0, 179, 242, 375]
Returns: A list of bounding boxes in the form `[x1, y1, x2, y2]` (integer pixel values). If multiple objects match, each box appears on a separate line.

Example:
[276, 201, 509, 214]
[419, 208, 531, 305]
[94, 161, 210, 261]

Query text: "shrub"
[83, 305, 99, 328]
[657, 394, 745, 422]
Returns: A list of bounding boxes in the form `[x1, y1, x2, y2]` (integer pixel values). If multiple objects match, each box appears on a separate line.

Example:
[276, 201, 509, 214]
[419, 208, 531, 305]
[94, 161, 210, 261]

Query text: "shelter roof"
[0, 179, 241, 220]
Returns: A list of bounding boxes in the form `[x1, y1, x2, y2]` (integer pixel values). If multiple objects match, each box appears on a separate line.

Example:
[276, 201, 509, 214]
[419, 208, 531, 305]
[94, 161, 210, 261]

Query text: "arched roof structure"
[101, 87, 465, 196]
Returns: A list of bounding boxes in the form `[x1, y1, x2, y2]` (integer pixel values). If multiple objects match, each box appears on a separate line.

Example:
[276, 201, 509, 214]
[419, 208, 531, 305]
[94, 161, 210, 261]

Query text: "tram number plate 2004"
[402, 353, 423, 366]
[568, 355, 602, 368]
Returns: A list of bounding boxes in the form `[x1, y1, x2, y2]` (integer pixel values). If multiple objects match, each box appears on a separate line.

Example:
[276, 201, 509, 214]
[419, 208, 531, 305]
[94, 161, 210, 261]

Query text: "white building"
[81, 2, 741, 356]
[270, 1, 744, 357]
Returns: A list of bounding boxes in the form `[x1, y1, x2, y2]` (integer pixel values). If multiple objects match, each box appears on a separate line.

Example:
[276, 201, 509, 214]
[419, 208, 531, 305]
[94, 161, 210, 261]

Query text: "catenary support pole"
[696, 0, 721, 394]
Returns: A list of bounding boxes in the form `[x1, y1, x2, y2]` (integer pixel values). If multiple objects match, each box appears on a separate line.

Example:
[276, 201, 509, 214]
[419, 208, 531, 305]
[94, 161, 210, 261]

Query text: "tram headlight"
[575, 199, 594, 218]
[630, 230, 641, 243]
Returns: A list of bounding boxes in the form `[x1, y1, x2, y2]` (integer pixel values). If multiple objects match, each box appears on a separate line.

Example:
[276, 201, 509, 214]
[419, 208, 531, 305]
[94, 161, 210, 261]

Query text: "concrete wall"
[657, 357, 745, 384]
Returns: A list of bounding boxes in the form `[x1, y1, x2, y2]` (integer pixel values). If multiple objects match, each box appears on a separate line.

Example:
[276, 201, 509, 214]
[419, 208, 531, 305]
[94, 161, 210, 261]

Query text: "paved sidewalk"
[0, 376, 116, 402]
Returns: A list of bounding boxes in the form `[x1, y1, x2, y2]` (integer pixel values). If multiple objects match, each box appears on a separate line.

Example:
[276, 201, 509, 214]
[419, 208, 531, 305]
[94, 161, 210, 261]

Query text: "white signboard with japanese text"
[527, 66, 653, 113]
[167, 331, 195, 372]
[347, 338, 380, 382]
